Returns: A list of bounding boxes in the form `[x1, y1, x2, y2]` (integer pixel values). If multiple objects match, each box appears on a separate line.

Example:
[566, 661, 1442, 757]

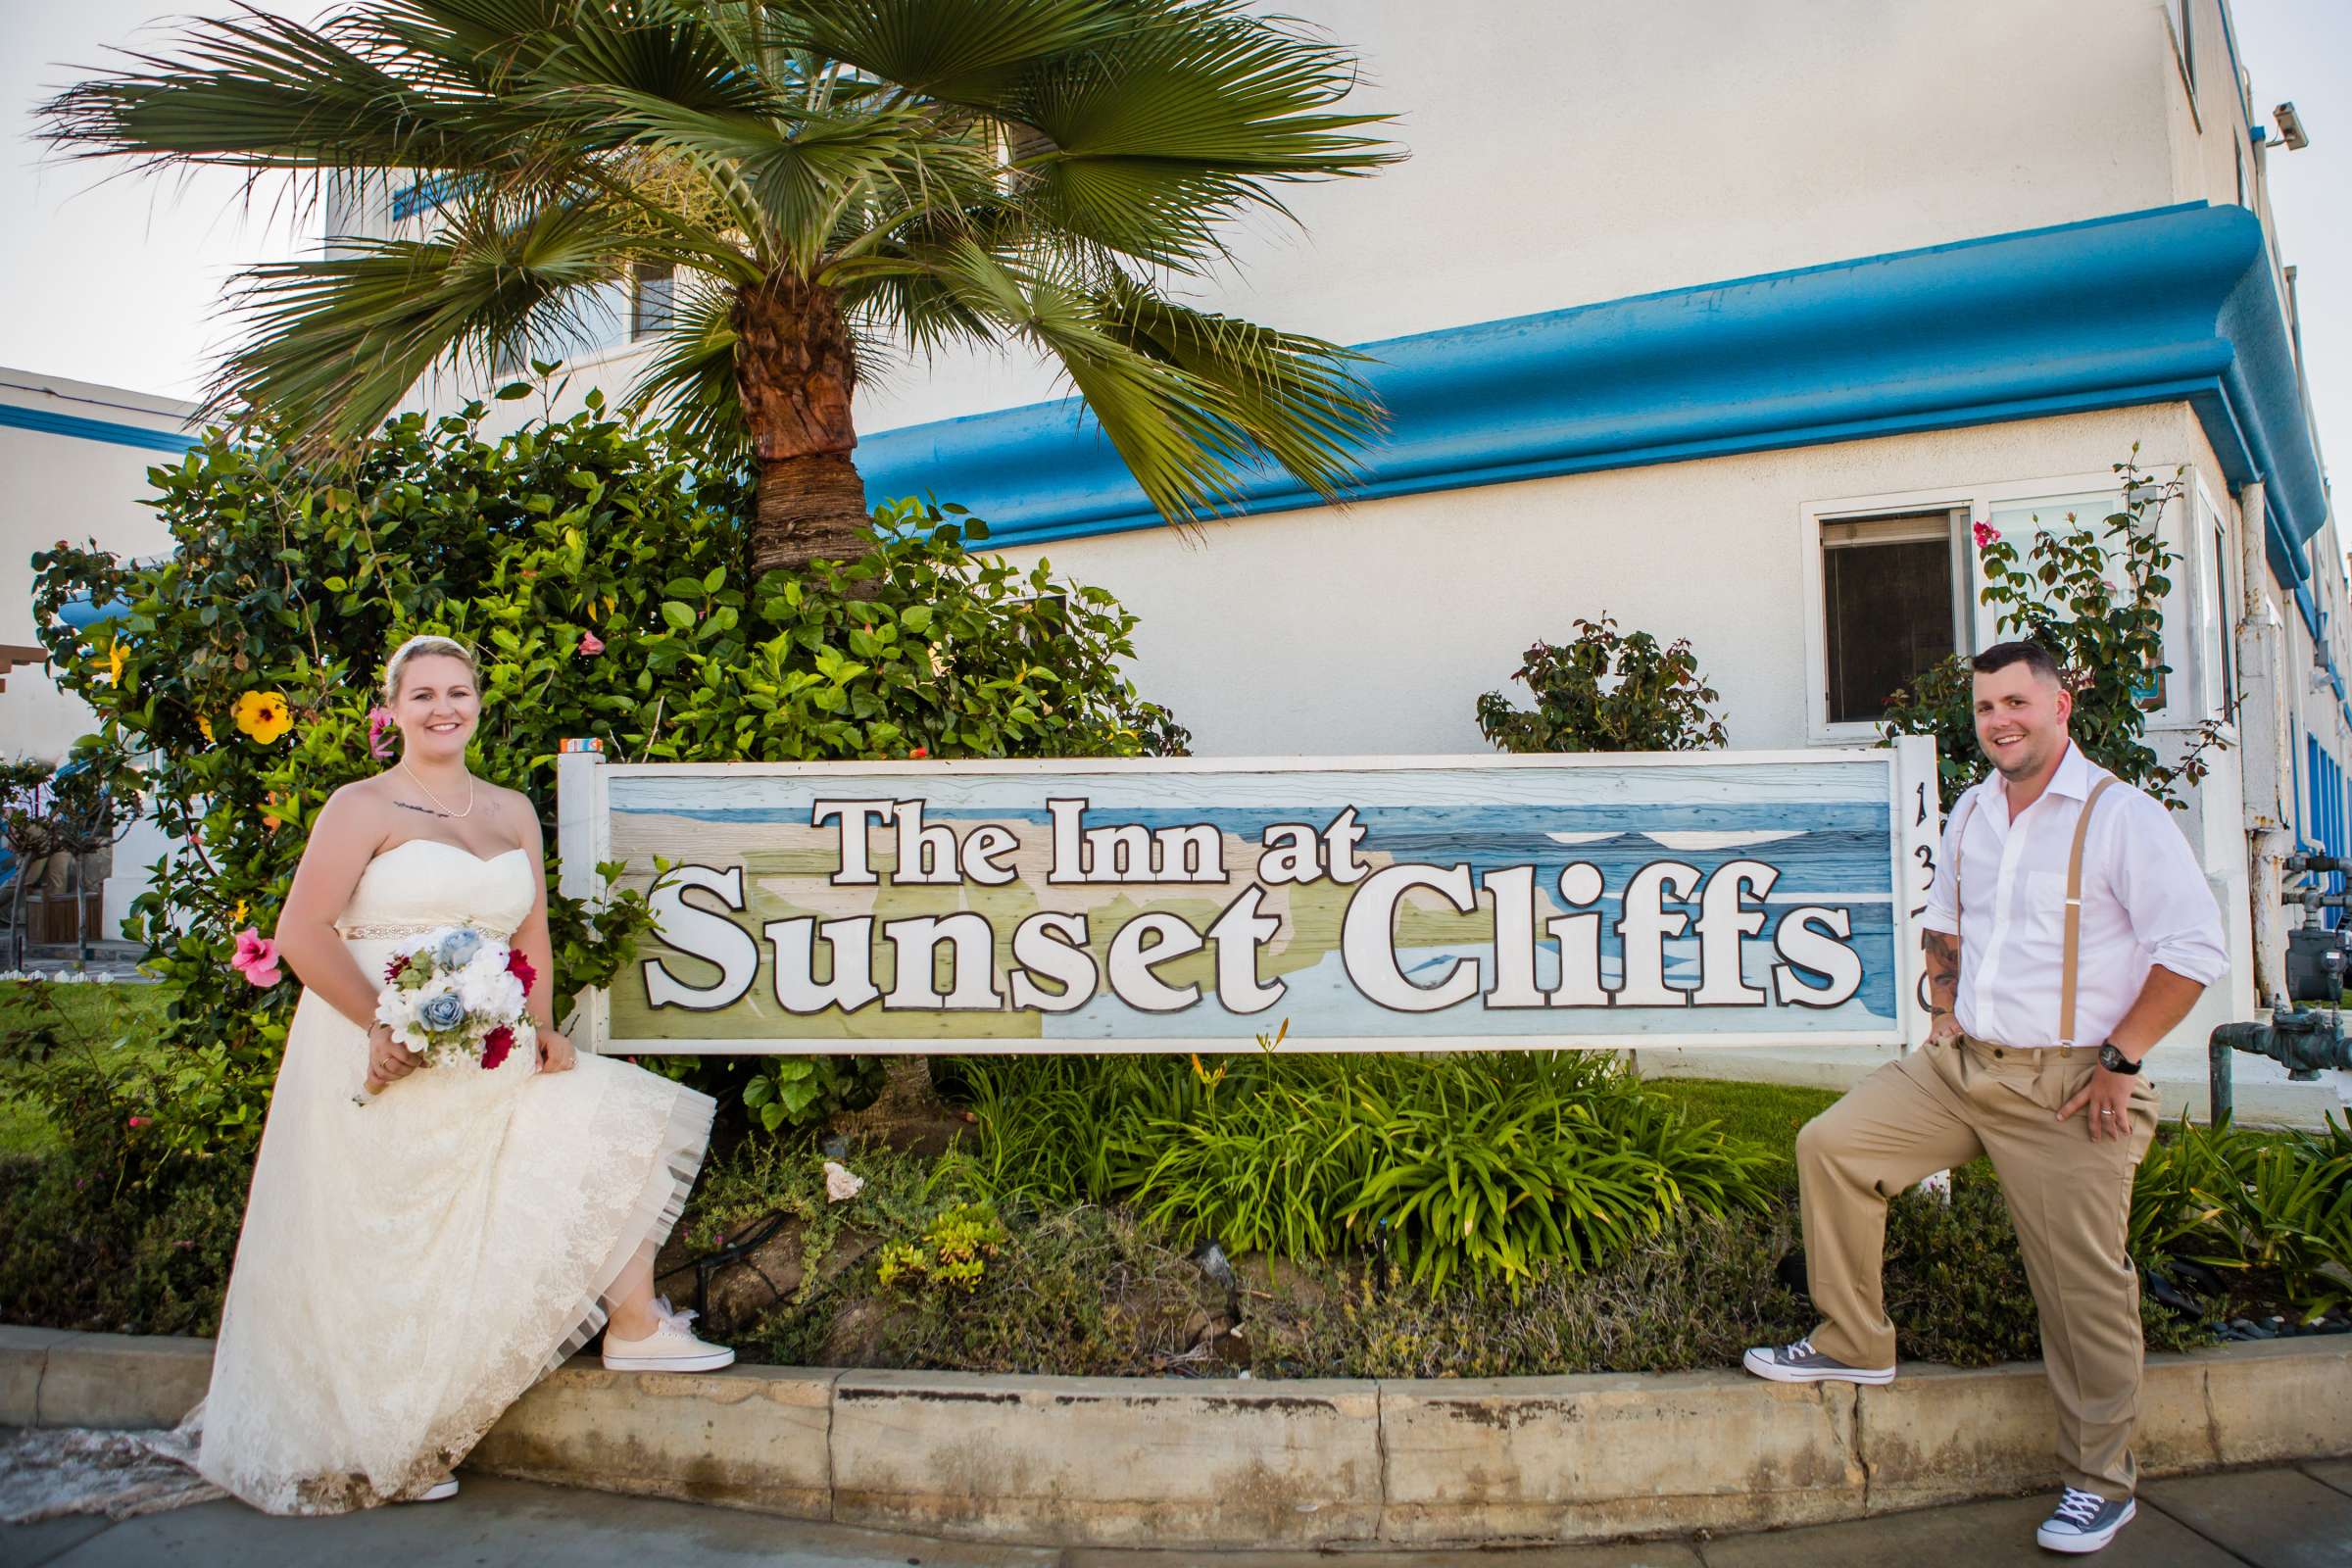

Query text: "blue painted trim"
[0, 402, 197, 455]
[859, 202, 2331, 630]
[390, 173, 459, 222]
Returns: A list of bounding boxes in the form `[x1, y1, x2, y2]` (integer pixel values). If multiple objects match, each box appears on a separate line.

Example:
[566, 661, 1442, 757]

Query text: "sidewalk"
[8, 1464, 2349, 1568]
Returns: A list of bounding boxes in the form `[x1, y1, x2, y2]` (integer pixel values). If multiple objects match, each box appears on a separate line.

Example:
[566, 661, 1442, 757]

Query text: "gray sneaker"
[1740, 1336, 1895, 1385]
[2035, 1488, 2135, 1553]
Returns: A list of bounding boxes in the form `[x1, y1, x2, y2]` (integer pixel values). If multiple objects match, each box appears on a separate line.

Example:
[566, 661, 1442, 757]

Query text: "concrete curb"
[5, 1325, 2348, 1547]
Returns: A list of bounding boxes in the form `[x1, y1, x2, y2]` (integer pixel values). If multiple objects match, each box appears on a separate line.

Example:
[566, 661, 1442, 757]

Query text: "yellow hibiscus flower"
[232, 690, 294, 744]
[88, 641, 125, 686]
[198, 714, 214, 743]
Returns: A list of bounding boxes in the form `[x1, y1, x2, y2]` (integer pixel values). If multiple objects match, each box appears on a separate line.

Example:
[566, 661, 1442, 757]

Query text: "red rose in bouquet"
[480, 1024, 516, 1071]
[506, 949, 536, 993]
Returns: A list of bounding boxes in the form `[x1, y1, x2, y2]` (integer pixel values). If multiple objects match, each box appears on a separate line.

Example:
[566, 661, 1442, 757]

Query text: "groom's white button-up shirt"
[1920, 741, 2228, 1050]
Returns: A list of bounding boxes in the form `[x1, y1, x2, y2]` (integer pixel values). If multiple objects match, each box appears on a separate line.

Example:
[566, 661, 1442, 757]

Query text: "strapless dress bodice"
[335, 839, 535, 942]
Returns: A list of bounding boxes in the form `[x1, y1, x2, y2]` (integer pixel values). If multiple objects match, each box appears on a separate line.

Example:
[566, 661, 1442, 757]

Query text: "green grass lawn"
[0, 979, 176, 1155]
[1644, 1076, 1838, 1175]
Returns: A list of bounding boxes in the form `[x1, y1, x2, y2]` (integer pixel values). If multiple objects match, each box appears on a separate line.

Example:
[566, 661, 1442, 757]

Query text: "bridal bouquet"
[354, 925, 537, 1105]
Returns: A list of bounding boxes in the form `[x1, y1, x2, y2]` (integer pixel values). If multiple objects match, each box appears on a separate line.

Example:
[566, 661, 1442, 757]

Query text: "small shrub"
[1475, 614, 1729, 754]
[0, 1049, 251, 1337]
[875, 1202, 1008, 1295]
[1879, 453, 2230, 807]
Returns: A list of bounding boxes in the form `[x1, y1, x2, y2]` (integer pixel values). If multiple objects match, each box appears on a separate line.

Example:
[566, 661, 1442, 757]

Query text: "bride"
[196, 633, 731, 1514]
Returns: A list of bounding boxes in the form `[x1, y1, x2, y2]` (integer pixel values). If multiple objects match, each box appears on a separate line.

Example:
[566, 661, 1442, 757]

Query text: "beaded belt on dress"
[338, 921, 503, 940]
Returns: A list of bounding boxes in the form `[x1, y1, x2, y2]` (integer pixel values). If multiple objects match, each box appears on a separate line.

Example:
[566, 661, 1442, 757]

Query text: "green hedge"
[30, 397, 1185, 1152]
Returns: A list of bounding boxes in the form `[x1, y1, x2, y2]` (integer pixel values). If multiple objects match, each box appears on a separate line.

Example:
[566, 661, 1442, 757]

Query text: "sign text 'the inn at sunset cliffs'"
[554, 743, 1940, 1054]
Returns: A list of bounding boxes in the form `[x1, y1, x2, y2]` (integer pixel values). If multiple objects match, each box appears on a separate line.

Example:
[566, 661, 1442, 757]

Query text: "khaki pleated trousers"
[1795, 1035, 2160, 1498]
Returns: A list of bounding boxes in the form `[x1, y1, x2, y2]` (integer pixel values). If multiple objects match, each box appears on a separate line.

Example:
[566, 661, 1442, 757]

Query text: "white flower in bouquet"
[355, 924, 538, 1105]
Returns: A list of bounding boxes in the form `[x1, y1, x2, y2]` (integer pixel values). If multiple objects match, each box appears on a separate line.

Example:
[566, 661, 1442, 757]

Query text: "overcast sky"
[4, 0, 2349, 474]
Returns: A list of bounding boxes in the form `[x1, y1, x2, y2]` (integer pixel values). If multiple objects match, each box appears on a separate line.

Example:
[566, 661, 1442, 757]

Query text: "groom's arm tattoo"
[1922, 930, 1960, 1019]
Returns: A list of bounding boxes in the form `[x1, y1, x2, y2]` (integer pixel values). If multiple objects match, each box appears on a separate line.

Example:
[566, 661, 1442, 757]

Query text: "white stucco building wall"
[1, 369, 199, 937]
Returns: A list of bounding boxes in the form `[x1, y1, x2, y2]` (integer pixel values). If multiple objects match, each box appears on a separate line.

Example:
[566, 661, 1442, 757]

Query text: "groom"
[1741, 641, 2227, 1555]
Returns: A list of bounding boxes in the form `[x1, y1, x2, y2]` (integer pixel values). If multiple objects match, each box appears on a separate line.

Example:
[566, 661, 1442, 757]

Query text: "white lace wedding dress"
[194, 840, 713, 1514]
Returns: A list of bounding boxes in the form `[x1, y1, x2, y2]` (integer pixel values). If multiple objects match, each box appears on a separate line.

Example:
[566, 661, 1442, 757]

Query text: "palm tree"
[43, 0, 1399, 574]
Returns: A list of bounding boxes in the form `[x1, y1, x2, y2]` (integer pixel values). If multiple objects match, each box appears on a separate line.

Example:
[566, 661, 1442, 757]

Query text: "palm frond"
[621, 277, 753, 468]
[1003, 1, 1398, 267]
[908, 239, 1378, 528]
[1095, 276, 1382, 507]
[770, 0, 1132, 106]
[35, 7, 502, 175]
[206, 191, 656, 446]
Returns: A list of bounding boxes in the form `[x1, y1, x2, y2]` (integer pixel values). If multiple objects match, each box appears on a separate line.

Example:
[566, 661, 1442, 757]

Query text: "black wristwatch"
[2098, 1042, 2142, 1075]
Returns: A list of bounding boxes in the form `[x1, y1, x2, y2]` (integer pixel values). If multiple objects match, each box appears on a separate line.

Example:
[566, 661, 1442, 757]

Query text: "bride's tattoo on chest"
[392, 800, 449, 818]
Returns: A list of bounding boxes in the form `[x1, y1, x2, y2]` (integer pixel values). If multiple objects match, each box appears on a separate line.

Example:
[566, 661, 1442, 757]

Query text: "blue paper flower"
[434, 929, 483, 969]
[418, 991, 467, 1032]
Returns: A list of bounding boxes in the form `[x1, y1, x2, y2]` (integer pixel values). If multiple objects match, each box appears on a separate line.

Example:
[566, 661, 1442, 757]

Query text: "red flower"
[578, 631, 605, 657]
[506, 948, 537, 992]
[480, 1025, 515, 1070]
[385, 954, 411, 983]
[126, 1115, 150, 1128]
[1972, 519, 2002, 550]
[909, 746, 930, 760]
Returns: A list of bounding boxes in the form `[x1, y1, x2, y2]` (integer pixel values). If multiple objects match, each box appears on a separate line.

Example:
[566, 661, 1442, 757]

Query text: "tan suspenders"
[1947, 774, 2118, 1048]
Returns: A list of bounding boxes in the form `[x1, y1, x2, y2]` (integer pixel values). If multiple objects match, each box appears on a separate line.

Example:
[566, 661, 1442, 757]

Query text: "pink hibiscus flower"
[230, 927, 282, 987]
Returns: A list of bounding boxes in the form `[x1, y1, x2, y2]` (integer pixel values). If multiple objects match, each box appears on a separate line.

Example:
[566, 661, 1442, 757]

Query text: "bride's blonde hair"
[381, 634, 480, 705]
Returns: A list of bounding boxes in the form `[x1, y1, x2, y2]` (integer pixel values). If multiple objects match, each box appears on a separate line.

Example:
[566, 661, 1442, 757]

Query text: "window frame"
[1800, 485, 1975, 745]
[2169, 0, 2202, 132]
[1801, 466, 2230, 745]
[629, 263, 678, 342]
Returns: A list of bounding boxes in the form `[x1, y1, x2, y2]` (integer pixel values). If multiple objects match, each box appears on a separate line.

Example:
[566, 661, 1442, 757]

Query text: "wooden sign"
[557, 741, 1939, 1054]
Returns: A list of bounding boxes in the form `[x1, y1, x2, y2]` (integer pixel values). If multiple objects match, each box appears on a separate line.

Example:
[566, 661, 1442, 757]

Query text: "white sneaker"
[2035, 1488, 2135, 1553]
[410, 1475, 459, 1502]
[601, 1297, 736, 1373]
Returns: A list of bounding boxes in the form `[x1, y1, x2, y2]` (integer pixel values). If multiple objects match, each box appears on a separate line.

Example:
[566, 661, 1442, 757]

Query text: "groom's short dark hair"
[1971, 641, 2062, 686]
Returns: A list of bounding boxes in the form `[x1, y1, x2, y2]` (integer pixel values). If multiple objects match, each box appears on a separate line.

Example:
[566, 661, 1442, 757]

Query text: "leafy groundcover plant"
[947, 1050, 1777, 1294]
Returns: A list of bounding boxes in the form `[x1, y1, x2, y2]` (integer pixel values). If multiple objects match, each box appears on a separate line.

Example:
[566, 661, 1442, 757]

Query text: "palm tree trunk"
[736, 274, 957, 1142]
[736, 272, 869, 577]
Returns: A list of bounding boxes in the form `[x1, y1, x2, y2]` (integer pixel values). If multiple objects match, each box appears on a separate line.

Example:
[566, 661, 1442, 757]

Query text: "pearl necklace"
[400, 759, 476, 819]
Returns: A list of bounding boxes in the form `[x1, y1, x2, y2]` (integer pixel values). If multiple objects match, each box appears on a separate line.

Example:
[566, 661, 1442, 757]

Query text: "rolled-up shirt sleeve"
[1919, 792, 1969, 937]
[2110, 792, 2229, 986]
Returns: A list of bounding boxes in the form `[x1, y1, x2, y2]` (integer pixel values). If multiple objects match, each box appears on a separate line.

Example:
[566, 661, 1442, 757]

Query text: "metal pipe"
[2209, 1027, 2241, 1125]
[2207, 1006, 2352, 1123]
